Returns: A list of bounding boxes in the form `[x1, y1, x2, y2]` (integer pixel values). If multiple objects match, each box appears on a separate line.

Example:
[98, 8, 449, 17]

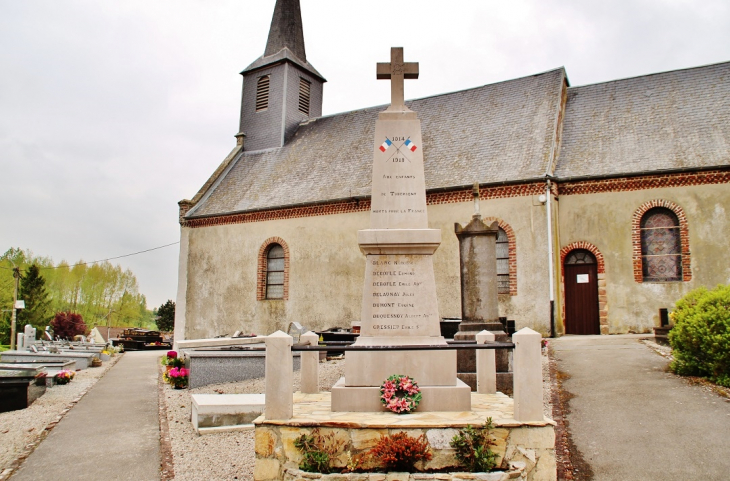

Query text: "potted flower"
[162, 351, 184, 372]
[167, 367, 189, 389]
[55, 370, 75, 385]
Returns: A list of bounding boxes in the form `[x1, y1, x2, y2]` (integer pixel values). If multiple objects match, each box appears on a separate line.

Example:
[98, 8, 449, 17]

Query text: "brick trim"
[558, 169, 730, 196]
[483, 217, 517, 296]
[632, 200, 691, 283]
[257, 237, 290, 301]
[181, 182, 547, 228]
[559, 242, 607, 334]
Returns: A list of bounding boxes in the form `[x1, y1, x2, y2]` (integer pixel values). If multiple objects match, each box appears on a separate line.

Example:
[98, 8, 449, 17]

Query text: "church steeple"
[264, 0, 307, 62]
[238, 0, 326, 151]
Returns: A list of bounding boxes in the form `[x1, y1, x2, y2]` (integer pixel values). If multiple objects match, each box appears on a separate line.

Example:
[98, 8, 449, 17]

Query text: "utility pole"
[10, 267, 21, 350]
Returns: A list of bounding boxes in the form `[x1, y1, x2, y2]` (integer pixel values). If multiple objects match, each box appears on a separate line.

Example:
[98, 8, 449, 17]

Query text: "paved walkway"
[552, 335, 730, 480]
[12, 351, 161, 481]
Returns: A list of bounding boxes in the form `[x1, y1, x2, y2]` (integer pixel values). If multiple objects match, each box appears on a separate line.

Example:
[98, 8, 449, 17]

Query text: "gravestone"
[23, 324, 36, 348]
[331, 47, 470, 412]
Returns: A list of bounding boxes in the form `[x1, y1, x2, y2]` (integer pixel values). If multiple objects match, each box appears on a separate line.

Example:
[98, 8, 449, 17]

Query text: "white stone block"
[513, 327, 544, 422]
[476, 330, 496, 394]
[264, 330, 293, 420]
[300, 331, 319, 394]
[191, 393, 265, 433]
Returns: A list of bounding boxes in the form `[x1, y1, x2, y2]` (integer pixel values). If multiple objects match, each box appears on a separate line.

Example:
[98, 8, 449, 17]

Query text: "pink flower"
[179, 368, 189, 377]
[169, 367, 180, 377]
[167, 351, 177, 358]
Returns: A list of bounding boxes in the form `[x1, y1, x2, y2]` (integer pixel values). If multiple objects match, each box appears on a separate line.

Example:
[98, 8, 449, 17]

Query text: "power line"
[0, 242, 180, 270]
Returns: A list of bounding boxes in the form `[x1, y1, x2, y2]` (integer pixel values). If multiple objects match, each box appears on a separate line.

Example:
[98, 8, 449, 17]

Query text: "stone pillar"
[476, 330, 496, 394]
[264, 330, 293, 420]
[513, 327, 544, 422]
[454, 215, 512, 393]
[300, 331, 319, 394]
[17, 333, 25, 349]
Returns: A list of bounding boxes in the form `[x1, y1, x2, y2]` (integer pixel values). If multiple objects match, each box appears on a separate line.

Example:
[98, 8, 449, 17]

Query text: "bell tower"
[238, 0, 326, 151]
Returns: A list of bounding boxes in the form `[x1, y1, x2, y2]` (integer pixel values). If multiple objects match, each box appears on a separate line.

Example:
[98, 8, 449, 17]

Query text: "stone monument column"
[455, 188, 513, 393]
[331, 48, 471, 412]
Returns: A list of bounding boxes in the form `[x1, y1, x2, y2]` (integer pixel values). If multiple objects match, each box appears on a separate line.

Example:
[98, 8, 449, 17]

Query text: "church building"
[174, 0, 730, 341]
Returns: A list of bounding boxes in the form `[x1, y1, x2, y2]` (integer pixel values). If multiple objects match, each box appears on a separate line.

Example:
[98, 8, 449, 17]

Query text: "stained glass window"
[496, 228, 510, 294]
[641, 208, 681, 282]
[266, 244, 285, 299]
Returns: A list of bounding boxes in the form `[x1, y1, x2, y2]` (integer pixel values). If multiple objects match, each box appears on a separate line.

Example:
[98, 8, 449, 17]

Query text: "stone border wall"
[254, 424, 555, 481]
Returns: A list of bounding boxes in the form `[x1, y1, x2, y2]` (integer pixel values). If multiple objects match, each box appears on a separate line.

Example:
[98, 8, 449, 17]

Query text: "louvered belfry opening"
[256, 75, 270, 112]
[298, 77, 311, 115]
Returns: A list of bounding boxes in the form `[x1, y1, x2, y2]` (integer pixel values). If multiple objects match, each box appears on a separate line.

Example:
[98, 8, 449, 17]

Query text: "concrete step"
[191, 393, 265, 434]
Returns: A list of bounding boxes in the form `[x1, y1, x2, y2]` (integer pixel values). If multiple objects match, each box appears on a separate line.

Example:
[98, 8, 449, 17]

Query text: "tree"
[17, 264, 52, 331]
[156, 300, 175, 332]
[50, 311, 88, 340]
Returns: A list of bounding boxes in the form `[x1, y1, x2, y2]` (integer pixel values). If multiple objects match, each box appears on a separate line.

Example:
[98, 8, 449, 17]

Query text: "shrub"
[293, 429, 342, 474]
[50, 312, 87, 340]
[669, 284, 730, 387]
[450, 419, 498, 472]
[367, 432, 431, 472]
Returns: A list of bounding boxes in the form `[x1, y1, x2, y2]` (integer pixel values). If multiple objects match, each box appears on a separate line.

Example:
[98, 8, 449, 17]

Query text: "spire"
[264, 0, 306, 62]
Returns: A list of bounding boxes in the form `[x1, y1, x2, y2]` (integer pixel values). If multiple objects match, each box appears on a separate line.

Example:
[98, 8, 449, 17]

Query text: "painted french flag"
[404, 139, 417, 152]
[379, 138, 392, 152]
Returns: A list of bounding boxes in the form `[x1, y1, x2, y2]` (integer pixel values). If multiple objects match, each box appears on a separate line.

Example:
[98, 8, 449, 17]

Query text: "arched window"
[257, 238, 289, 300]
[265, 244, 285, 299]
[496, 228, 510, 294]
[640, 208, 681, 282]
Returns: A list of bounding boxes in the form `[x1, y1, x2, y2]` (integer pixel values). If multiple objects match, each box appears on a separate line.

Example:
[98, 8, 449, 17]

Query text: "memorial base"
[253, 392, 556, 481]
[331, 377, 471, 412]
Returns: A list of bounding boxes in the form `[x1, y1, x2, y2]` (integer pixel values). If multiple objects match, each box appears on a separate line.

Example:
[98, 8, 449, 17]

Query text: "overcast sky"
[1, 0, 729, 308]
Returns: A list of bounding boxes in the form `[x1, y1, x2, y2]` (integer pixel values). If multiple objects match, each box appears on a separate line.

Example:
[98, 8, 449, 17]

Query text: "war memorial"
[252, 48, 556, 481]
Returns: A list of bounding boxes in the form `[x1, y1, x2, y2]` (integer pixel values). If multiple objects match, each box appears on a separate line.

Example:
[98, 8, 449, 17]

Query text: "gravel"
[0, 354, 123, 478]
[163, 353, 554, 480]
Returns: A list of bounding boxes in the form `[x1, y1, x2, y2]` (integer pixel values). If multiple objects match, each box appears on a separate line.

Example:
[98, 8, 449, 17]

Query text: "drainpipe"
[546, 179, 555, 338]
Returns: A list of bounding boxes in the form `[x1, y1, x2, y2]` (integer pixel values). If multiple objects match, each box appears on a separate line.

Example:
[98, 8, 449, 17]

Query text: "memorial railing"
[263, 328, 544, 423]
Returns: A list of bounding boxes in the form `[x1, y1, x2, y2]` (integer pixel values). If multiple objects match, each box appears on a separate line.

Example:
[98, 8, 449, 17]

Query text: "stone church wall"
[178, 195, 554, 340]
[558, 181, 730, 334]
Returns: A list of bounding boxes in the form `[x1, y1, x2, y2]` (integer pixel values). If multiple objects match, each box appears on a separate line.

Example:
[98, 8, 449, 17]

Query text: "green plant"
[669, 284, 730, 387]
[450, 419, 498, 472]
[293, 429, 342, 474]
[367, 432, 431, 472]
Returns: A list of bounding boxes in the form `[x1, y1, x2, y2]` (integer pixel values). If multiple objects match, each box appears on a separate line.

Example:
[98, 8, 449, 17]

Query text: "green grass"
[0, 345, 10, 352]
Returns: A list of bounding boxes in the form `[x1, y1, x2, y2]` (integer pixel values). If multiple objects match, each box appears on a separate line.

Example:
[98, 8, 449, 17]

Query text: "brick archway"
[257, 237, 290, 300]
[559, 242, 607, 334]
[484, 217, 517, 296]
[632, 200, 691, 283]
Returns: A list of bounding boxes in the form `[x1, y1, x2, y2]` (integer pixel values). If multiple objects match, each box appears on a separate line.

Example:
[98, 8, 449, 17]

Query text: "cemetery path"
[11, 350, 161, 481]
[552, 334, 730, 481]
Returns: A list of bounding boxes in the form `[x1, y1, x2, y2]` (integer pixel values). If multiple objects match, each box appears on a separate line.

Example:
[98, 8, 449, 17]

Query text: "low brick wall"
[254, 424, 555, 480]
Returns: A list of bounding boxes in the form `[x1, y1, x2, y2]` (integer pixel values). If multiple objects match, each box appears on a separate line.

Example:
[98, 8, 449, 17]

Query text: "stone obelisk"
[331, 47, 471, 412]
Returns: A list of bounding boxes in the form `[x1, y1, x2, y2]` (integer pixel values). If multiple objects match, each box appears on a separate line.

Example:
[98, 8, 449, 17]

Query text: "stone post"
[513, 327, 544, 422]
[17, 333, 25, 349]
[264, 330, 293, 420]
[476, 330, 496, 394]
[300, 331, 319, 394]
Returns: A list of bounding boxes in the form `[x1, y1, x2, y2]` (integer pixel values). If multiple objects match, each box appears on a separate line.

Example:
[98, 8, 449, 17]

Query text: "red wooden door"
[564, 250, 600, 335]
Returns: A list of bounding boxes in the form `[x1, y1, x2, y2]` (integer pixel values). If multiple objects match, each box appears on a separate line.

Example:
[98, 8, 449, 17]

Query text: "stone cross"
[377, 47, 419, 111]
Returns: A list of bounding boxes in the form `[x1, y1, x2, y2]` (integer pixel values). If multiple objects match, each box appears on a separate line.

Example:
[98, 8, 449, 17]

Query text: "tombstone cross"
[377, 47, 419, 111]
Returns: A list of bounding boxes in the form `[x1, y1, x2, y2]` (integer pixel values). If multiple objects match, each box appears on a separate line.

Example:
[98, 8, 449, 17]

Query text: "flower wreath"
[380, 374, 421, 414]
